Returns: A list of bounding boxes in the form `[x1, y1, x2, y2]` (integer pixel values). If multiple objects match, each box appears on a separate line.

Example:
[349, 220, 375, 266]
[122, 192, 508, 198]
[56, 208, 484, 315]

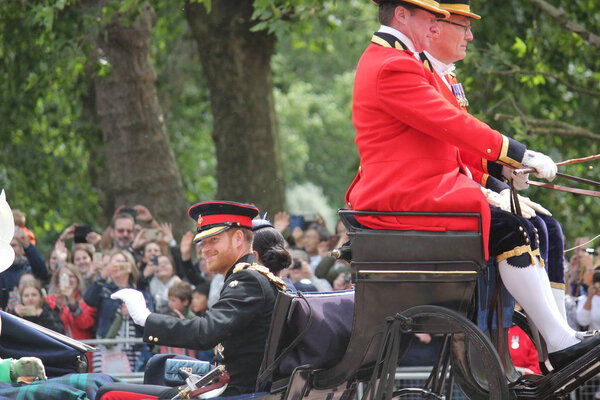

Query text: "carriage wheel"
[399, 305, 509, 400]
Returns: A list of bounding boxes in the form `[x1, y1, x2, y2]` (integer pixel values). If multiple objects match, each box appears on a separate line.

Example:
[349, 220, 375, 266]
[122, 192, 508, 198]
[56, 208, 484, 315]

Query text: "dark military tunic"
[142, 253, 279, 395]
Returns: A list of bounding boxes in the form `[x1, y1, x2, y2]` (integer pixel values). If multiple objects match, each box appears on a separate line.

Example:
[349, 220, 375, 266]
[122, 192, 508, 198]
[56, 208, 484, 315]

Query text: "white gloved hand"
[522, 150, 557, 181]
[111, 288, 151, 327]
[502, 166, 529, 190]
[484, 189, 536, 219]
[518, 194, 552, 216]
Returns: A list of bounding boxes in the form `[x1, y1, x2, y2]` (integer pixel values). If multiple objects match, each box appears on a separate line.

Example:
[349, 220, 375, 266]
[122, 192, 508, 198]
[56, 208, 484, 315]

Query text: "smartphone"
[74, 225, 92, 244]
[116, 262, 131, 272]
[150, 256, 160, 266]
[144, 229, 162, 241]
[93, 252, 103, 263]
[20, 305, 37, 317]
[59, 273, 70, 290]
[289, 215, 305, 232]
[120, 208, 138, 219]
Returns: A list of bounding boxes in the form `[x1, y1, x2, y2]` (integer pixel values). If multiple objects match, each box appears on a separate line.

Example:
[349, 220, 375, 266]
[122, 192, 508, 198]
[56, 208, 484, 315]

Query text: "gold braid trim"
[496, 244, 535, 265]
[233, 263, 286, 291]
[550, 282, 566, 290]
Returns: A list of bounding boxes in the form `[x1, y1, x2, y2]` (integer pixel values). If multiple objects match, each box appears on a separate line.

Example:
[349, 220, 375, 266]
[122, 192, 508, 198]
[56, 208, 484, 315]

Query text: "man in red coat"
[347, 0, 600, 371]
[423, 0, 569, 321]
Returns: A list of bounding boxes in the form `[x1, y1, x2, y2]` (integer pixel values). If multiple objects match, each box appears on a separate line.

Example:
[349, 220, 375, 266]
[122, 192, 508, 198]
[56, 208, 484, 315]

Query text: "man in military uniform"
[422, 0, 568, 320]
[347, 0, 600, 371]
[96, 201, 285, 399]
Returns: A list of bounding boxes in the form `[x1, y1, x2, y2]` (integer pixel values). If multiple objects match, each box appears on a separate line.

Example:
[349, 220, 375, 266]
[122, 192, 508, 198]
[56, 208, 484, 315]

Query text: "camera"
[585, 248, 599, 256]
[150, 256, 160, 266]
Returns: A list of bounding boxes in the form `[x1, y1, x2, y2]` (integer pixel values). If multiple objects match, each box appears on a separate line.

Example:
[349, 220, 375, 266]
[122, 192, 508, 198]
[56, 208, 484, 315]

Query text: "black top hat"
[438, 0, 480, 19]
[188, 201, 259, 242]
[371, 0, 450, 18]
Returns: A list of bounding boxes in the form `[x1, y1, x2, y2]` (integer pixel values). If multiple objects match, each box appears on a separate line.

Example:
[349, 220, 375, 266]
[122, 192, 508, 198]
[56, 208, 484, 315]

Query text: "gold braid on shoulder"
[233, 262, 286, 291]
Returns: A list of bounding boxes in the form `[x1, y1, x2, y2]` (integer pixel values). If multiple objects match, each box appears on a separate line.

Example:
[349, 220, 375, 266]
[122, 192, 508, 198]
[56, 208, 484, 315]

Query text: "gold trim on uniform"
[496, 244, 537, 265]
[233, 262, 287, 291]
[498, 136, 521, 168]
[550, 282, 566, 290]
[371, 35, 392, 48]
[481, 174, 489, 188]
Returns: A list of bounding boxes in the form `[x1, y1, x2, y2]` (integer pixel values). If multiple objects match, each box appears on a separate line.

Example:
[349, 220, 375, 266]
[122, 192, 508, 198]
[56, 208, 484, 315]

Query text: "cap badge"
[229, 280, 239, 288]
[197, 215, 203, 225]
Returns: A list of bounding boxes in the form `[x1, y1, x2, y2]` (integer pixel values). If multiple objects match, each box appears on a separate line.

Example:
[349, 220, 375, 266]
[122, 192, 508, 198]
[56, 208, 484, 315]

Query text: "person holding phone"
[46, 264, 97, 340]
[12, 281, 65, 334]
[576, 266, 600, 331]
[84, 250, 154, 374]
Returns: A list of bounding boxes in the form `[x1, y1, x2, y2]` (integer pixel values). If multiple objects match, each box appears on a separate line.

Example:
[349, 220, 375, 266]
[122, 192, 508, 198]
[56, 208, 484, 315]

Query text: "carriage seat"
[258, 289, 355, 393]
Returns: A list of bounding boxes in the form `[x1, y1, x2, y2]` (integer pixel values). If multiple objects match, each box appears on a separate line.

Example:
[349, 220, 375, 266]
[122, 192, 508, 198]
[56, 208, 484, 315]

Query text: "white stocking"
[498, 259, 578, 353]
[551, 288, 568, 322]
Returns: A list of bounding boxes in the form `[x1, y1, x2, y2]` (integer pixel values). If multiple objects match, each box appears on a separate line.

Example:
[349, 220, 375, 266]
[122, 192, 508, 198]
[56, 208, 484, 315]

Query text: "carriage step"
[510, 342, 600, 398]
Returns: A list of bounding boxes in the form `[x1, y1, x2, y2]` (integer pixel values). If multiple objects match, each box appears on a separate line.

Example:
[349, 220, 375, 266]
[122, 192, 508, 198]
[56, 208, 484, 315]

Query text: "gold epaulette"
[233, 262, 286, 291]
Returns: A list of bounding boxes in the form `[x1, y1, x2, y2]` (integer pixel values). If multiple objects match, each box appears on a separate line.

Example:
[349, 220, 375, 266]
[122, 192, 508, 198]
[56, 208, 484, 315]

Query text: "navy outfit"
[0, 244, 48, 309]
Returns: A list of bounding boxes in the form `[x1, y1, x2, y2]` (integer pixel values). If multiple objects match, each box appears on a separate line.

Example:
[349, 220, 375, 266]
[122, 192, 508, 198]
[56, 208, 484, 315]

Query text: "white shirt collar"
[378, 25, 419, 60]
[423, 51, 456, 76]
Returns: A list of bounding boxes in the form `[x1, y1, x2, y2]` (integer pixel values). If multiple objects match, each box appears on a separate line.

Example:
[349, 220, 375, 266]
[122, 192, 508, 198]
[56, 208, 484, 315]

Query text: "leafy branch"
[527, 0, 600, 49]
[494, 113, 600, 142]
[487, 68, 600, 97]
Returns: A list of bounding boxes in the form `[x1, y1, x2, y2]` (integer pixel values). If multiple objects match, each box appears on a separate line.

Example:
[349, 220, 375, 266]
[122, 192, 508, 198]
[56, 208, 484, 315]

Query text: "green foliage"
[0, 0, 103, 254]
[461, 0, 600, 246]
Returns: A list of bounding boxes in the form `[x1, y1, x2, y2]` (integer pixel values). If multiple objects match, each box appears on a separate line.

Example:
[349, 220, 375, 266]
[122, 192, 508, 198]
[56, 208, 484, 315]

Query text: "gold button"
[347, 202, 351, 207]
[534, 228, 538, 232]
[486, 149, 492, 154]
[154, 337, 159, 342]
[519, 226, 524, 232]
[526, 238, 530, 244]
[148, 336, 154, 341]
[358, 165, 362, 172]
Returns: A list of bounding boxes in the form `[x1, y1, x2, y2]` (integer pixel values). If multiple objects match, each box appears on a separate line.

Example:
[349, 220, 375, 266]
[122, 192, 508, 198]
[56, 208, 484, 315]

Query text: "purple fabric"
[279, 290, 354, 375]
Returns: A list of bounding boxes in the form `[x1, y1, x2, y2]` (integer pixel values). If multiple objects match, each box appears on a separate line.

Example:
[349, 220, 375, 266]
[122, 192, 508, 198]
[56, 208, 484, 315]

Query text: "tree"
[184, 0, 285, 216]
[84, 1, 190, 232]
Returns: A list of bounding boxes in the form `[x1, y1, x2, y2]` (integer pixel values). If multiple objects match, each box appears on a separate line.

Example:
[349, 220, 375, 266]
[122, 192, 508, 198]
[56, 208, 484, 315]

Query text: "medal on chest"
[451, 82, 469, 107]
[510, 335, 520, 350]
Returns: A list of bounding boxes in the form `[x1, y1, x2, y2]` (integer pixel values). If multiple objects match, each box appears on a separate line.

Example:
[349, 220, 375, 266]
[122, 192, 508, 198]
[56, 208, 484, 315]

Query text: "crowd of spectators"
[9, 204, 595, 379]
[0, 205, 353, 375]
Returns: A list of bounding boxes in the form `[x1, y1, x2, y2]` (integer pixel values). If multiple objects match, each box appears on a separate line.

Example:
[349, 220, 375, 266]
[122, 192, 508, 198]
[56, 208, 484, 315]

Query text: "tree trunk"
[185, 0, 285, 216]
[89, 3, 191, 234]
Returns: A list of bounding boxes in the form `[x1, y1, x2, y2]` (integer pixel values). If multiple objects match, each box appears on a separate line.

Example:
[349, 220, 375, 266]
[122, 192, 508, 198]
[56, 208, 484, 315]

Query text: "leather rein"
[514, 154, 600, 198]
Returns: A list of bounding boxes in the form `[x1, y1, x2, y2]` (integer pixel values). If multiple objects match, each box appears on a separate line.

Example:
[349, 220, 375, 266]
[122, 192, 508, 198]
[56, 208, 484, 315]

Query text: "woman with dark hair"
[252, 219, 295, 292]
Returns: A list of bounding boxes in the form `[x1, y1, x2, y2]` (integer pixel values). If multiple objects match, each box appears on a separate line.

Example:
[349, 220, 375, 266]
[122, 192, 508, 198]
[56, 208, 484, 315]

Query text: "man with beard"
[95, 201, 285, 399]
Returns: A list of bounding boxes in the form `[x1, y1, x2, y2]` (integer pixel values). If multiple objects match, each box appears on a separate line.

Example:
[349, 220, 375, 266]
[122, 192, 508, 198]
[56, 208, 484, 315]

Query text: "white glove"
[518, 194, 552, 216]
[522, 150, 557, 181]
[483, 188, 536, 219]
[502, 166, 529, 190]
[111, 288, 151, 327]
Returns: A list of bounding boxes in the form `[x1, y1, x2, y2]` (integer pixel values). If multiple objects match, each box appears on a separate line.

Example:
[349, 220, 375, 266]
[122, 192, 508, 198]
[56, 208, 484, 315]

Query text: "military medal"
[451, 83, 469, 107]
[511, 335, 520, 350]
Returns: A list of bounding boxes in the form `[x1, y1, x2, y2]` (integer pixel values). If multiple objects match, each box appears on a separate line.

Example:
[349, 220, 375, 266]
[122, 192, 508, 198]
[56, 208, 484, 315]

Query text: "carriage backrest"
[259, 289, 355, 391]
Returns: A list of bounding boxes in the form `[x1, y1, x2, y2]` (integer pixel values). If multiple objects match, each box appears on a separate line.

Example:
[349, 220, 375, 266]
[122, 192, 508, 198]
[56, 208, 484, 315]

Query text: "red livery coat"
[346, 41, 526, 259]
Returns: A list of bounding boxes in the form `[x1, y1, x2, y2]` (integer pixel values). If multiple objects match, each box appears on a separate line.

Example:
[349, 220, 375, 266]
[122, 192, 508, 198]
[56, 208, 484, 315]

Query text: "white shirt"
[423, 51, 456, 91]
[577, 294, 600, 330]
[378, 25, 420, 60]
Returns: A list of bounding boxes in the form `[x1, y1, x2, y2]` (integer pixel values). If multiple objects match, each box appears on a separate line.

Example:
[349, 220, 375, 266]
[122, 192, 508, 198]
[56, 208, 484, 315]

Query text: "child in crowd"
[157, 281, 197, 357]
[190, 283, 210, 316]
[12, 281, 65, 334]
